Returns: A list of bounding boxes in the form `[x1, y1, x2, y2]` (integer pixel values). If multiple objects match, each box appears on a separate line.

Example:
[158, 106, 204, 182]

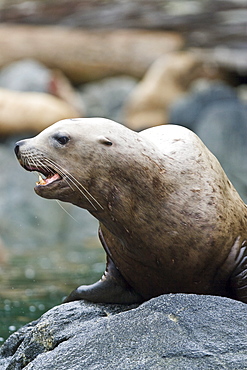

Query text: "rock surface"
[0, 59, 51, 93]
[1, 294, 247, 369]
[79, 76, 137, 123]
[169, 81, 247, 202]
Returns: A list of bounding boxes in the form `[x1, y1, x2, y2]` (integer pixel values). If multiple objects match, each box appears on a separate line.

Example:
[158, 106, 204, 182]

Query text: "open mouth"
[22, 163, 62, 187]
[36, 172, 62, 186]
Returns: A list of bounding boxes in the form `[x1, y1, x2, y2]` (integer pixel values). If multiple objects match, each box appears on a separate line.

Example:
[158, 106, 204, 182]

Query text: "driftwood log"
[0, 24, 184, 83]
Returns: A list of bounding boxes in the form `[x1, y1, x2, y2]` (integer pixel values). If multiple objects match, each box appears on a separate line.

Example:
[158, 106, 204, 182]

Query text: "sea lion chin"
[15, 117, 247, 304]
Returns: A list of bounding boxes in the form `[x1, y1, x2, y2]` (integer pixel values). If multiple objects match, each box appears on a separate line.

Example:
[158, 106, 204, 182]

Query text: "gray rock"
[1, 294, 247, 369]
[79, 76, 137, 123]
[169, 81, 247, 202]
[0, 59, 51, 93]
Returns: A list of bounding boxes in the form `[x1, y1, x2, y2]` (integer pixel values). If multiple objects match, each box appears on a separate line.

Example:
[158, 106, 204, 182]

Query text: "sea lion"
[0, 88, 79, 136]
[14, 118, 247, 304]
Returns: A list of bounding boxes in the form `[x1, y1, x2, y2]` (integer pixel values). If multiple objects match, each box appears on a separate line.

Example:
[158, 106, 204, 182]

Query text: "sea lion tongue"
[36, 173, 61, 186]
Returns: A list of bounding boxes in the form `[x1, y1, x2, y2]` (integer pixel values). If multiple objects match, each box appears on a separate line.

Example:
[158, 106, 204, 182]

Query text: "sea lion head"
[14, 117, 157, 212]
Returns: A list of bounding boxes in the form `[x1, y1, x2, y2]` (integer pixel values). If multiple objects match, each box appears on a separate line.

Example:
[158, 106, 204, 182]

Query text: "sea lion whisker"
[55, 200, 79, 223]
[36, 158, 56, 177]
[44, 157, 103, 210]
[17, 149, 103, 211]
[54, 172, 74, 191]
[44, 157, 103, 209]
[61, 175, 100, 211]
[24, 152, 49, 176]
[33, 156, 75, 192]
[33, 157, 71, 188]
[40, 157, 77, 193]
[43, 158, 87, 191]
[27, 154, 42, 173]
[23, 153, 33, 170]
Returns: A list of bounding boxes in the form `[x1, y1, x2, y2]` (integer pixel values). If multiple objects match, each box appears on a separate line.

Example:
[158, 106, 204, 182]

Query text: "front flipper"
[63, 255, 144, 304]
[230, 241, 247, 303]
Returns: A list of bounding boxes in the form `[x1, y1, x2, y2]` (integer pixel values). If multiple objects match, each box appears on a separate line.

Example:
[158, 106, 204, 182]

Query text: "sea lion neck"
[88, 151, 172, 241]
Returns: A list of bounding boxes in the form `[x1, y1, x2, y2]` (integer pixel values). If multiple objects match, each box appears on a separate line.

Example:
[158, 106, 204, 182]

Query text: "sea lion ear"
[98, 136, 113, 146]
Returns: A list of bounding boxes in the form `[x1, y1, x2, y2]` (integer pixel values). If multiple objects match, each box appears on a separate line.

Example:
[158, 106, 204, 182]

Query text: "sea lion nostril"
[14, 140, 26, 157]
[14, 143, 20, 157]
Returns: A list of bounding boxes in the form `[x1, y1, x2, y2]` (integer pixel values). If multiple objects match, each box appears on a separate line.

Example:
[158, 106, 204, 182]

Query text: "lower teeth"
[36, 174, 46, 185]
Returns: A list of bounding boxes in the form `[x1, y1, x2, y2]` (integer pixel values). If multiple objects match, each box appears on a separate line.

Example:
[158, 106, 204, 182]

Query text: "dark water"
[0, 238, 105, 343]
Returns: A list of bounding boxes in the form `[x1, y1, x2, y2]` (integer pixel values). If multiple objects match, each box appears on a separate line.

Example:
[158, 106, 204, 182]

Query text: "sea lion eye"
[53, 134, 70, 146]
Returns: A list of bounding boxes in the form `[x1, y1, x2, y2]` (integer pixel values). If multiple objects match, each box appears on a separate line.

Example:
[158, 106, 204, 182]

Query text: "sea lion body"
[15, 118, 247, 303]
